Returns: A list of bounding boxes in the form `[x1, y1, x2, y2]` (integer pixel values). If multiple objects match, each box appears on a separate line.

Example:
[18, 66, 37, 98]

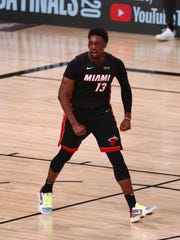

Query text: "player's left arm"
[115, 59, 132, 131]
[119, 80, 132, 131]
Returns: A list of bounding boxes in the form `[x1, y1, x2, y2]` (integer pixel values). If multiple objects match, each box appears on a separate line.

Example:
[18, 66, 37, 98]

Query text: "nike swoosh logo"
[86, 66, 94, 70]
[105, 108, 111, 113]
[137, 210, 142, 214]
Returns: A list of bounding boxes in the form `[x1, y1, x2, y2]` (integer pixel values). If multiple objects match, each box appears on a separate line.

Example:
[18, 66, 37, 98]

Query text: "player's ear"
[104, 42, 107, 49]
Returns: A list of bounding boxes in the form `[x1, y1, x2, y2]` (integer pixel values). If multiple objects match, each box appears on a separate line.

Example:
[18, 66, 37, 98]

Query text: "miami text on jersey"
[84, 74, 111, 82]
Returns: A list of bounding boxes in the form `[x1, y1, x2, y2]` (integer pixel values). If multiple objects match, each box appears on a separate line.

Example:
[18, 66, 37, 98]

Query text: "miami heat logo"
[108, 136, 119, 146]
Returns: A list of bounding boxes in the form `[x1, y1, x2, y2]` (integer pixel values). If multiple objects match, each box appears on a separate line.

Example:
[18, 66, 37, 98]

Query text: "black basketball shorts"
[58, 107, 123, 153]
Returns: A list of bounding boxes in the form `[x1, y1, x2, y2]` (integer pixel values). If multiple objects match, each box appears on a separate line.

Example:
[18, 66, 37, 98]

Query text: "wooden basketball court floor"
[0, 25, 180, 240]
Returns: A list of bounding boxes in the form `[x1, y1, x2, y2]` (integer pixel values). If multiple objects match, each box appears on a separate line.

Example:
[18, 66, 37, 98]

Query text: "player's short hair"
[88, 28, 109, 43]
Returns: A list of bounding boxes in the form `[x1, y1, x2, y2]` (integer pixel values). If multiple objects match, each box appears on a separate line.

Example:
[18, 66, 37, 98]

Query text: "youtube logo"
[110, 4, 132, 22]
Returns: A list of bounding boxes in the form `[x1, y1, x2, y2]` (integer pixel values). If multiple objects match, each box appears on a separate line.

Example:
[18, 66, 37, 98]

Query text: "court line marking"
[19, 75, 180, 94]
[0, 152, 179, 239]
[0, 152, 180, 178]
[0, 62, 180, 80]
[1, 59, 179, 240]
[0, 178, 179, 225]
[0, 62, 68, 79]
[158, 235, 180, 240]
[0, 182, 10, 184]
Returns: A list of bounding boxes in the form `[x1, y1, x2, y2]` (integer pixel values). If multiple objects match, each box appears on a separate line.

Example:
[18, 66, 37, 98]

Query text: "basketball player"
[155, 0, 176, 41]
[38, 27, 156, 223]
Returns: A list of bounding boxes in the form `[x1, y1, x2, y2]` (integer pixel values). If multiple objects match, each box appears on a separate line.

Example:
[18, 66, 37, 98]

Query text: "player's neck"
[88, 52, 105, 65]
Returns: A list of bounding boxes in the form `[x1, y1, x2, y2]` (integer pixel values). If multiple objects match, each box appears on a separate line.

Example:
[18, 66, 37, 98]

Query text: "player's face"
[88, 35, 107, 60]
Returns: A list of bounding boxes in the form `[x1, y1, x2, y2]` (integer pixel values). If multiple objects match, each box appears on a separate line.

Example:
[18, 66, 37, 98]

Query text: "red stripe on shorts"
[57, 114, 67, 147]
[100, 146, 122, 152]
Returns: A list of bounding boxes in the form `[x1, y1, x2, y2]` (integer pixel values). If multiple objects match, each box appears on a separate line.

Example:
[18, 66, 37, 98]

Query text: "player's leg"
[41, 148, 74, 193]
[38, 117, 89, 214]
[92, 108, 137, 220]
[106, 151, 156, 222]
[164, 0, 175, 31]
[106, 150, 140, 223]
[155, 0, 176, 40]
[38, 148, 74, 214]
[92, 108, 156, 222]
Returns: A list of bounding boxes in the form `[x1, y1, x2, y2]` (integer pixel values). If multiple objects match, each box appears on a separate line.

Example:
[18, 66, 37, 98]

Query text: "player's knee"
[50, 148, 73, 173]
[115, 172, 130, 181]
[106, 151, 130, 181]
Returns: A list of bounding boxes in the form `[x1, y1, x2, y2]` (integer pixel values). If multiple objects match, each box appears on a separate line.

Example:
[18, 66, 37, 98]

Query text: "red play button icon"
[110, 4, 132, 22]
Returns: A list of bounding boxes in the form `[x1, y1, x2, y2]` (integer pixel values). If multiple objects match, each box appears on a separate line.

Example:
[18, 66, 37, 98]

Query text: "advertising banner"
[0, 0, 180, 35]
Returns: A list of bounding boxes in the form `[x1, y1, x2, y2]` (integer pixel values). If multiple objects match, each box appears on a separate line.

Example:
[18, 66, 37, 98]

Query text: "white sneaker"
[38, 191, 53, 214]
[155, 28, 176, 41]
[130, 202, 156, 223]
[135, 202, 156, 217]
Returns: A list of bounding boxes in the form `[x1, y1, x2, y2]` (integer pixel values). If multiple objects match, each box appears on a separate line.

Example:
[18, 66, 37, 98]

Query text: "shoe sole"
[130, 216, 141, 223]
[39, 206, 52, 215]
[155, 35, 176, 41]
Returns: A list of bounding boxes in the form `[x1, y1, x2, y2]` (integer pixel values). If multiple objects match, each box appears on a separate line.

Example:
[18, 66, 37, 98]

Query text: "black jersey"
[63, 52, 132, 112]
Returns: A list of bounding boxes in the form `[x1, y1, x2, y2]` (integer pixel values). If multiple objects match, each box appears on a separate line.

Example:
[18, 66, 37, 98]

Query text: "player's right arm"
[58, 76, 87, 136]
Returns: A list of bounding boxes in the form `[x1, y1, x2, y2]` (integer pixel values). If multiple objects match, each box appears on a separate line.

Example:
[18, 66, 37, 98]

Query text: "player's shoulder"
[105, 52, 124, 65]
[68, 52, 88, 66]
[74, 52, 88, 61]
[105, 52, 126, 75]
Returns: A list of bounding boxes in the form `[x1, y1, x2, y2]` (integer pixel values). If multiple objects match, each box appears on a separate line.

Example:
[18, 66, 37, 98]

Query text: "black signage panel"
[0, 0, 179, 35]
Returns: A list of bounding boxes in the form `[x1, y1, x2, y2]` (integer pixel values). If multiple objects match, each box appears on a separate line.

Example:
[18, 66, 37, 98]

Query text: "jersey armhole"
[78, 55, 84, 76]
[110, 55, 116, 76]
